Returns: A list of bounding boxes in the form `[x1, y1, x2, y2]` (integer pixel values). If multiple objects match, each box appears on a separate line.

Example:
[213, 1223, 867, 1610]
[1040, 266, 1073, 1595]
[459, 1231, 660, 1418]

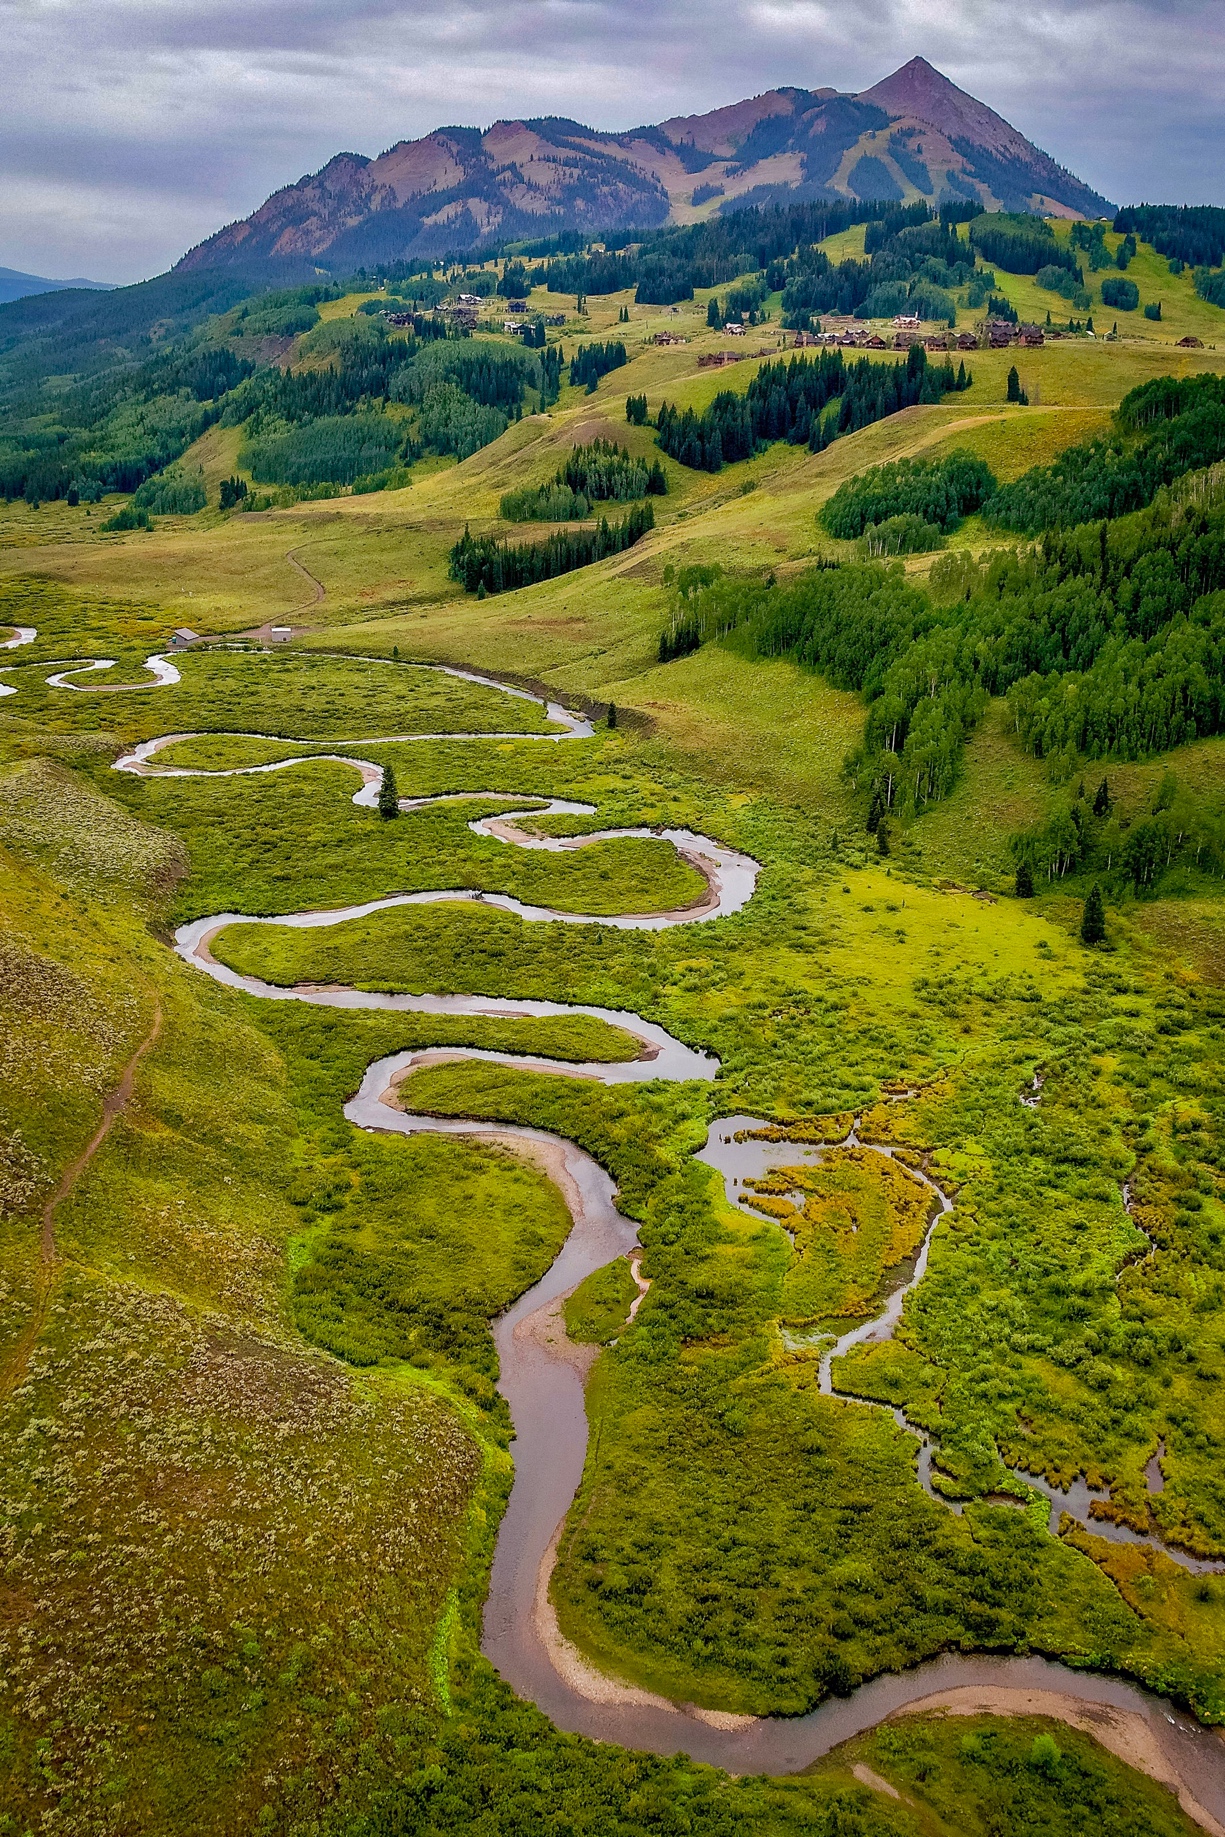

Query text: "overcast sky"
[2, 0, 1221, 284]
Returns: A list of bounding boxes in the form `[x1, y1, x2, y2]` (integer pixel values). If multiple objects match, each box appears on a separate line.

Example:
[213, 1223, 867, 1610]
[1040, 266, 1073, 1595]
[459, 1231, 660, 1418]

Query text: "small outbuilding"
[269, 626, 292, 643]
[170, 627, 198, 647]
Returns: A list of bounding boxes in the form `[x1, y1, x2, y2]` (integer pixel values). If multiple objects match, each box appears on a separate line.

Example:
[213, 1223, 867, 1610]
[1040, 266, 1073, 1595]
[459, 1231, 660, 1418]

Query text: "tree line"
[650, 346, 971, 474]
[500, 439, 666, 521]
[657, 476, 1225, 814]
[986, 373, 1225, 532]
[448, 502, 654, 594]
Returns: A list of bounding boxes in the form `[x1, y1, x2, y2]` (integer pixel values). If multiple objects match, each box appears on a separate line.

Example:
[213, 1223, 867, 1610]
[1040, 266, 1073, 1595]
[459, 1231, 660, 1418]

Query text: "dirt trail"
[286, 547, 326, 613]
[0, 1001, 162, 1403]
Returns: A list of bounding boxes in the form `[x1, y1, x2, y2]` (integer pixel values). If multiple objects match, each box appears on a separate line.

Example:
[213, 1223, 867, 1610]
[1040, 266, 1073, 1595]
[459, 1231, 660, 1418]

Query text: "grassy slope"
[0, 765, 490, 1831]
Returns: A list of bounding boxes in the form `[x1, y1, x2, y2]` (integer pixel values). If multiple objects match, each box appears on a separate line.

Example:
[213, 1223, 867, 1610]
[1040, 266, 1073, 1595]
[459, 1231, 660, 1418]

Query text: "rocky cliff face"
[176, 58, 1113, 273]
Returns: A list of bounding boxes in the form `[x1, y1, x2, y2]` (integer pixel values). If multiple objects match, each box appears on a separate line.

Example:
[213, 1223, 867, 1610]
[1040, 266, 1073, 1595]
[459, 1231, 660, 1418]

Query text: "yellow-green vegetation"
[565, 1256, 642, 1343]
[0, 763, 484, 1833]
[3, 219, 1225, 1833]
[809, 1713, 1204, 1836]
[3, 642, 553, 743]
[743, 1147, 932, 1322]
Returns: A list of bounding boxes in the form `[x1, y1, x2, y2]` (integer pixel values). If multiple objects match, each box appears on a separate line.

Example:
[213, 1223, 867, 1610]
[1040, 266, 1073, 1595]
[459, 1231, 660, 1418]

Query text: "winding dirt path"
[0, 1001, 162, 1404]
[286, 546, 326, 615]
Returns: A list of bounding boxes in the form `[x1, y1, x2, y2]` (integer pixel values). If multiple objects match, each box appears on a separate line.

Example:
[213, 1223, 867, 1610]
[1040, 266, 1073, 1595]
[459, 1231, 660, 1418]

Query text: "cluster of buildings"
[790, 314, 1047, 353]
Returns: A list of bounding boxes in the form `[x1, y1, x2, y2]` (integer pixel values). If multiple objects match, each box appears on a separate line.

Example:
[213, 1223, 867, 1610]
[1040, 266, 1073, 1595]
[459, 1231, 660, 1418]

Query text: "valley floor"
[2, 321, 1225, 1837]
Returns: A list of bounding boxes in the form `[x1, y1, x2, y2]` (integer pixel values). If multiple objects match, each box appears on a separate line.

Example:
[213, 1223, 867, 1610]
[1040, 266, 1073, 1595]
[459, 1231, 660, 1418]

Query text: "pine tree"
[866, 786, 885, 834]
[1015, 859, 1034, 898]
[1081, 881, 1106, 945]
[876, 820, 890, 858]
[707, 296, 722, 329]
[1007, 366, 1021, 403]
[606, 702, 617, 729]
[1093, 777, 1111, 818]
[378, 762, 399, 821]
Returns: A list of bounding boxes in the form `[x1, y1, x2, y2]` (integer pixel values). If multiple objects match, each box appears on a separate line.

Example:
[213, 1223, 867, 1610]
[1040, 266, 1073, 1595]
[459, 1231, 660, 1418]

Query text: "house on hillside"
[864, 333, 887, 350]
[956, 331, 978, 351]
[651, 331, 686, 346]
[723, 322, 745, 336]
[892, 313, 921, 331]
[1018, 326, 1045, 347]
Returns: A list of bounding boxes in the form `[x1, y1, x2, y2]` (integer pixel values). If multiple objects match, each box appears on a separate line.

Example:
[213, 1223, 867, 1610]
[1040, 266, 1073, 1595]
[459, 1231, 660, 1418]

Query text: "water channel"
[88, 652, 1225, 1823]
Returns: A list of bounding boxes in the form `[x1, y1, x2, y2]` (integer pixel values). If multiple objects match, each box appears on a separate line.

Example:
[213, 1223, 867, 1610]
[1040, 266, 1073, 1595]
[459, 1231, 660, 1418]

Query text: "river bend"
[107, 657, 1225, 1822]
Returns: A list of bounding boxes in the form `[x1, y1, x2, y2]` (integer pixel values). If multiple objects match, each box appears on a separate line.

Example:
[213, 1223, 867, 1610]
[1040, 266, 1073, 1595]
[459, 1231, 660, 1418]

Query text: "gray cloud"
[1, 0, 1221, 282]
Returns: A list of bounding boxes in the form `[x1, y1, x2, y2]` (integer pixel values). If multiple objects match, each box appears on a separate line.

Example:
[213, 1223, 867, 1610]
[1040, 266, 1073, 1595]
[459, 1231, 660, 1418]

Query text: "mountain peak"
[858, 57, 1033, 161]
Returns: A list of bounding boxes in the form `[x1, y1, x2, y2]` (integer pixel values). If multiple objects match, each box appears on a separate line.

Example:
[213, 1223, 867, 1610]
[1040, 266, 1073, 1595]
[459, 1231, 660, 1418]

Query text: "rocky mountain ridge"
[177, 57, 1113, 274]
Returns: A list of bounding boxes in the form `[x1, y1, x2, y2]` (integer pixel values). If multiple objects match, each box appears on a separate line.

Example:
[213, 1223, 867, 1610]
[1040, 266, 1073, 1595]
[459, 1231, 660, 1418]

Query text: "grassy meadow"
[2, 227, 1225, 1833]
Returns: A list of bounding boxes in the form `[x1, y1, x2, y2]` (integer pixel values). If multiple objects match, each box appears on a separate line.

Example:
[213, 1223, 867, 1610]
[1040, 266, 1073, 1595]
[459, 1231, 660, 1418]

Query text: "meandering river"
[94, 652, 1225, 1825]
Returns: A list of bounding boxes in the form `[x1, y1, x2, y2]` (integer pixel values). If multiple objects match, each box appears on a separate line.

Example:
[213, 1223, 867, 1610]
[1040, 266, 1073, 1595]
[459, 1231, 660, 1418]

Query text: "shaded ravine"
[130, 668, 1225, 1822]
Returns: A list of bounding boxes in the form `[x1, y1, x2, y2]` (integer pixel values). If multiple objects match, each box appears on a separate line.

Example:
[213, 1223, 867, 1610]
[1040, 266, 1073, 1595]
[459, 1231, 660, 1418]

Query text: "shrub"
[570, 342, 627, 391]
[132, 470, 206, 515]
[1100, 276, 1140, 311]
[1035, 264, 1085, 300]
[970, 214, 1079, 276]
[858, 514, 945, 556]
[449, 502, 655, 594]
[241, 414, 404, 486]
[1144, 301, 1163, 321]
[99, 503, 150, 532]
[417, 385, 507, 460]
[501, 483, 591, 522]
[500, 440, 662, 520]
[822, 450, 997, 538]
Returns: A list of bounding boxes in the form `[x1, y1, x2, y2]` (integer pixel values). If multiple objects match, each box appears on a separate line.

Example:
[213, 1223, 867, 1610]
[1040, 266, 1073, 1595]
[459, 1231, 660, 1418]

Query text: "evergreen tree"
[1015, 859, 1034, 898]
[876, 820, 891, 857]
[378, 762, 400, 821]
[1081, 881, 1106, 945]
[1007, 366, 1021, 403]
[1093, 777, 1111, 818]
[707, 296, 722, 328]
[866, 786, 885, 834]
[606, 702, 617, 729]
